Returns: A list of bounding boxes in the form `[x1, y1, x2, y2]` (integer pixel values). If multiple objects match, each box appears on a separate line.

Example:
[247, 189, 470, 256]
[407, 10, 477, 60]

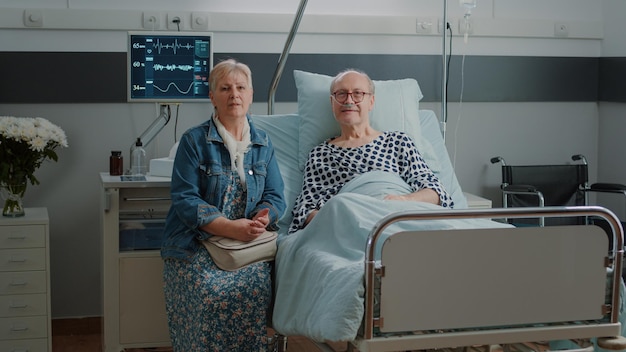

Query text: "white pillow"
[251, 113, 303, 231]
[294, 70, 440, 173]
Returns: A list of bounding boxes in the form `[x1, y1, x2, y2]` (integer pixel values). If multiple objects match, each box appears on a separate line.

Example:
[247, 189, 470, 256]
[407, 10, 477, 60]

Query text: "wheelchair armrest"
[590, 183, 626, 191]
[587, 183, 626, 199]
[502, 184, 539, 193]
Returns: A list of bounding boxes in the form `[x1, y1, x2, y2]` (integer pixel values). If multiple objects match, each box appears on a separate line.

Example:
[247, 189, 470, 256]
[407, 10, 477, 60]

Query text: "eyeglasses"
[331, 91, 372, 104]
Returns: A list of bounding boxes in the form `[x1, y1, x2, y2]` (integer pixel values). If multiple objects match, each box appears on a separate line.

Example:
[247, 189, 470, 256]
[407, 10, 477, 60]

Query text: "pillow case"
[294, 70, 440, 173]
[418, 110, 468, 209]
[250, 113, 302, 232]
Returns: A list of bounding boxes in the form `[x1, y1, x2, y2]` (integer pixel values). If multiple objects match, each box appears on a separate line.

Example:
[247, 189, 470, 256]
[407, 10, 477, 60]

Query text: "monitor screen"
[127, 31, 213, 103]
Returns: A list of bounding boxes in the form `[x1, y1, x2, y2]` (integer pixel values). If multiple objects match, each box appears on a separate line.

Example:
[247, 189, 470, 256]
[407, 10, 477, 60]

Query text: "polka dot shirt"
[289, 131, 454, 234]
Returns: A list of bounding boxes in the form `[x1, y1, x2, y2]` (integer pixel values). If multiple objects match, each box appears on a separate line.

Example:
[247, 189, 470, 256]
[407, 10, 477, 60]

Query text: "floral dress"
[163, 173, 271, 352]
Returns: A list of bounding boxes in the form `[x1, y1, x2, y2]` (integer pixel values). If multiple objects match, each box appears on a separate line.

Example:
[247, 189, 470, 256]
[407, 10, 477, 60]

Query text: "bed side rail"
[363, 206, 624, 340]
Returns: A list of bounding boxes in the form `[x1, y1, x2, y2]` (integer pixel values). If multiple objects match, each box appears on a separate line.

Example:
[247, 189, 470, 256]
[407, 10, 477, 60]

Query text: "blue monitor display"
[127, 31, 213, 102]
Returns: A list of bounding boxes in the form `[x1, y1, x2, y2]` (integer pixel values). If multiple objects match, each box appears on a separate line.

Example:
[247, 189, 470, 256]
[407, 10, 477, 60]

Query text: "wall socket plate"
[438, 18, 449, 34]
[24, 9, 43, 27]
[554, 22, 569, 37]
[416, 17, 433, 34]
[191, 12, 209, 30]
[142, 12, 160, 30]
[167, 12, 185, 30]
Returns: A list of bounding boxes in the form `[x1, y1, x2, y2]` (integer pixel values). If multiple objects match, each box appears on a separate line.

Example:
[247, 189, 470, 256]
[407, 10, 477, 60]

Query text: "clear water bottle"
[131, 138, 147, 176]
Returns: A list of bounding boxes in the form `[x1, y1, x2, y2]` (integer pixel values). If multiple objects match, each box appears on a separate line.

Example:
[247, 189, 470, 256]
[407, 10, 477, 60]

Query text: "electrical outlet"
[416, 17, 433, 34]
[554, 22, 569, 37]
[167, 12, 185, 30]
[438, 18, 450, 34]
[24, 10, 43, 27]
[191, 12, 209, 30]
[142, 12, 160, 30]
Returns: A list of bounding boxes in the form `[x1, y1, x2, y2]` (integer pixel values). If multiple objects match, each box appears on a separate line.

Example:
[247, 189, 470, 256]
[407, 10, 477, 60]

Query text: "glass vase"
[1, 181, 27, 217]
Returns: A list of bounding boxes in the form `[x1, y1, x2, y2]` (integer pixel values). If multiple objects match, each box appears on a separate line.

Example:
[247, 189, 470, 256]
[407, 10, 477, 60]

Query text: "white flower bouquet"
[0, 116, 68, 216]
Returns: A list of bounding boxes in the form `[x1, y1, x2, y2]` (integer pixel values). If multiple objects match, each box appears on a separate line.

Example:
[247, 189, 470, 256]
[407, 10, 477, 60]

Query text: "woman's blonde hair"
[208, 59, 253, 93]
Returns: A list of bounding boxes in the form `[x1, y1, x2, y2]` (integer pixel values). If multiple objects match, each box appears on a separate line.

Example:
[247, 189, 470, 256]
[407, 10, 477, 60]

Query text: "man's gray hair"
[330, 69, 375, 94]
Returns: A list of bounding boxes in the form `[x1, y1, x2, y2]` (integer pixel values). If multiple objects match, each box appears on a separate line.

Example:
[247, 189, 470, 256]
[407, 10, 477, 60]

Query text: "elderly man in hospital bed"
[288, 69, 454, 235]
[262, 68, 626, 352]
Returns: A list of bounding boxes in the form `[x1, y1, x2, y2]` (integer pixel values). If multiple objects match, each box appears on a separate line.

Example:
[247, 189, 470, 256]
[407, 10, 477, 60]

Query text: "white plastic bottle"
[131, 138, 147, 176]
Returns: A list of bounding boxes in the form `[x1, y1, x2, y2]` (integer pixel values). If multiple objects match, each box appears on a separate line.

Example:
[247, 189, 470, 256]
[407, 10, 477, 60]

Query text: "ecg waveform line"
[153, 81, 195, 95]
[153, 63, 195, 72]
[147, 38, 194, 55]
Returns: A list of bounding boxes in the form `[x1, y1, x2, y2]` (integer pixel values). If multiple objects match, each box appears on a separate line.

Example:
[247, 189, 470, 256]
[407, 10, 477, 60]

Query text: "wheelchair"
[491, 154, 626, 246]
[490, 154, 626, 225]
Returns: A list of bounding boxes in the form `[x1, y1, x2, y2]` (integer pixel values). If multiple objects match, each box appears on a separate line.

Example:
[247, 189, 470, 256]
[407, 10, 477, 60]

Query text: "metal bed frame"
[356, 206, 624, 352]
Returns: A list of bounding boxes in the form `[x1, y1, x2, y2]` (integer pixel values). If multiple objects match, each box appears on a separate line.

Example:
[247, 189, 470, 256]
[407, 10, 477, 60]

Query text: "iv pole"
[441, 0, 448, 141]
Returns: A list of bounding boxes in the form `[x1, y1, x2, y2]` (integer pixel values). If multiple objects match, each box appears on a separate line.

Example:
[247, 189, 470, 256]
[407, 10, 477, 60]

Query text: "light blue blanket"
[272, 171, 512, 342]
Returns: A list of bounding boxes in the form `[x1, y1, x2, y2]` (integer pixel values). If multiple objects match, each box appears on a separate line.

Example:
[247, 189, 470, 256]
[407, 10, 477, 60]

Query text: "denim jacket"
[161, 115, 286, 260]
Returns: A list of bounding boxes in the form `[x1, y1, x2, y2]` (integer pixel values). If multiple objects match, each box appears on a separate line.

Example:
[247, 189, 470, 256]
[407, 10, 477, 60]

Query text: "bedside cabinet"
[0, 208, 51, 352]
[100, 173, 172, 352]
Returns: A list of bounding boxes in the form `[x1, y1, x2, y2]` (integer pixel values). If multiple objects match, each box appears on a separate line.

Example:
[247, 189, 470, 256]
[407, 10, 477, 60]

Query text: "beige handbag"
[202, 231, 278, 271]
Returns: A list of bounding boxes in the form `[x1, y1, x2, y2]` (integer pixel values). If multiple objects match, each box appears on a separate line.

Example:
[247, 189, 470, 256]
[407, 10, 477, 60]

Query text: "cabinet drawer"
[119, 187, 171, 217]
[0, 272, 46, 295]
[0, 338, 48, 352]
[0, 226, 45, 249]
[0, 249, 46, 272]
[120, 220, 166, 251]
[0, 294, 47, 318]
[0, 316, 47, 340]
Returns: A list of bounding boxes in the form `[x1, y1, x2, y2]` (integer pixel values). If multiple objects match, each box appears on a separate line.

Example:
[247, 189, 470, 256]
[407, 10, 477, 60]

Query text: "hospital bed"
[250, 69, 626, 352]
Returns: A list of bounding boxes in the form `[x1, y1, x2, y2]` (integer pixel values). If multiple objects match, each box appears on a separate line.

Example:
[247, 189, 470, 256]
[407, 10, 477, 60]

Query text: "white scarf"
[213, 115, 251, 186]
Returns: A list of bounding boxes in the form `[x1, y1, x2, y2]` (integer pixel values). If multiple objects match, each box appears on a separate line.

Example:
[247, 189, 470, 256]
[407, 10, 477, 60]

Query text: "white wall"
[0, 0, 617, 319]
[601, 0, 626, 57]
[596, 0, 626, 222]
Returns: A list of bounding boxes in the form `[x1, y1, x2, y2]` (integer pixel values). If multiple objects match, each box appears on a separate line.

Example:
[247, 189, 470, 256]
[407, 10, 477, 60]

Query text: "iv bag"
[460, 0, 477, 10]
[459, 0, 477, 43]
